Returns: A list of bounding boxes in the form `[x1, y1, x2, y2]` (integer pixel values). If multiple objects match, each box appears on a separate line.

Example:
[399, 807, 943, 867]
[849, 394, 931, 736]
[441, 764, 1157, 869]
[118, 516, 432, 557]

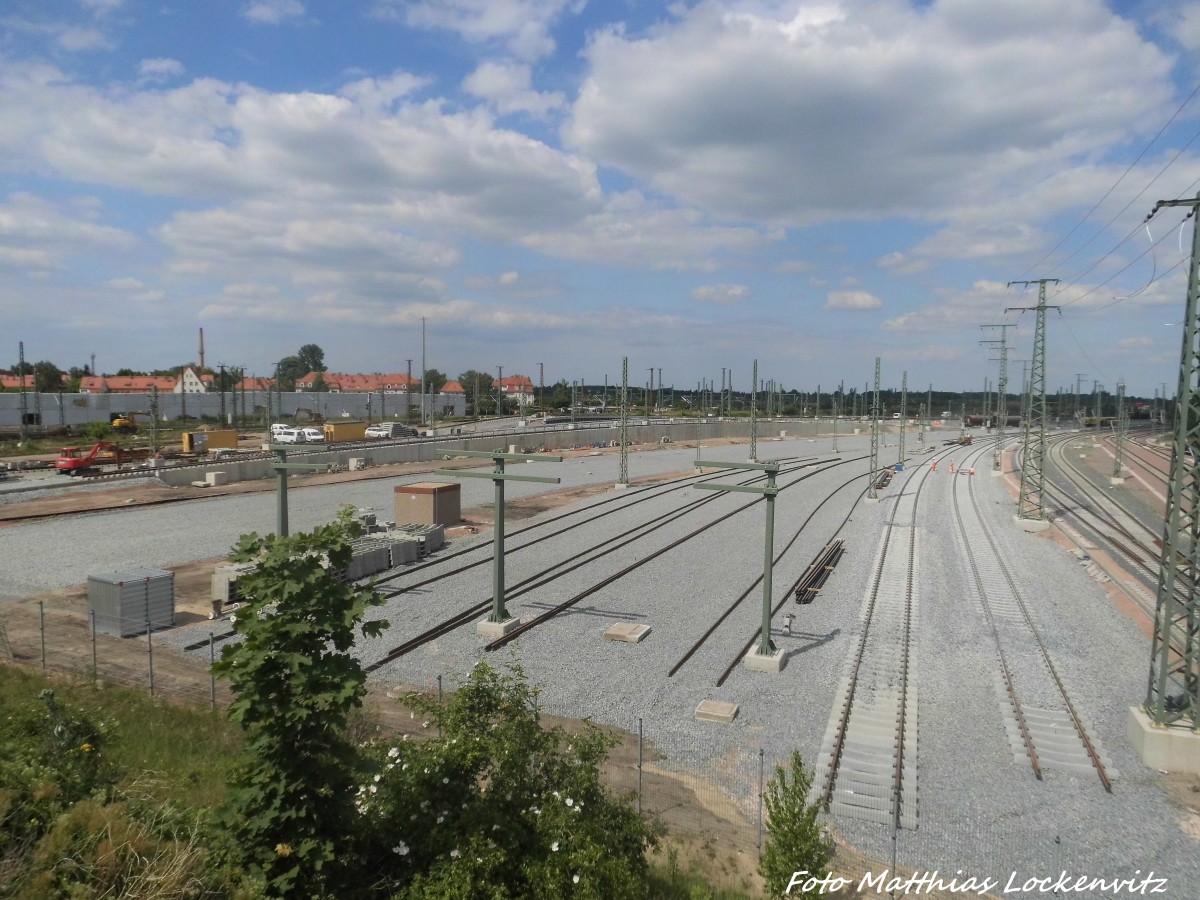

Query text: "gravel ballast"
[7, 428, 1198, 890]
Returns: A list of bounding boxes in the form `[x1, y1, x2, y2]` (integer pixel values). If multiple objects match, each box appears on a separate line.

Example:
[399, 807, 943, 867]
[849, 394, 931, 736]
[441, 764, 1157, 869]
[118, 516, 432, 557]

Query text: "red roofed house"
[293, 372, 419, 392]
[497, 375, 534, 405]
[79, 366, 212, 394]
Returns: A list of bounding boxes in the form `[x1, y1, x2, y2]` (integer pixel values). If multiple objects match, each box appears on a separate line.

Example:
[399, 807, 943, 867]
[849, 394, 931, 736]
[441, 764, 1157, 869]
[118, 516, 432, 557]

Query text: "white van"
[275, 428, 305, 444]
[301, 427, 325, 443]
[270, 423, 290, 438]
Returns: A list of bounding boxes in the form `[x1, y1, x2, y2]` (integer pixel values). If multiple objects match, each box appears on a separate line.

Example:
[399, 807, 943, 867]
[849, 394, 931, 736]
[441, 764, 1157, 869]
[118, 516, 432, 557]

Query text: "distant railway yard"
[2, 421, 1198, 891]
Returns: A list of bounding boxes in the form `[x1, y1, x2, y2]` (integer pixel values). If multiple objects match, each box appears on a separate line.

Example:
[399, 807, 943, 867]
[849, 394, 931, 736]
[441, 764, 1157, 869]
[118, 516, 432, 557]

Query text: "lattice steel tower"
[867, 357, 880, 501]
[898, 370, 907, 464]
[981, 324, 1012, 471]
[1113, 380, 1127, 479]
[1144, 194, 1200, 728]
[750, 359, 758, 461]
[1007, 280, 1060, 522]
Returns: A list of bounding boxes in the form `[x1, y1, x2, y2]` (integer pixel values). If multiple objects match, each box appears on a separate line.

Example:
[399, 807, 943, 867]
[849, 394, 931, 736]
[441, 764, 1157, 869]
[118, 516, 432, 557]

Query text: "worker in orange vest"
[930, 460, 938, 472]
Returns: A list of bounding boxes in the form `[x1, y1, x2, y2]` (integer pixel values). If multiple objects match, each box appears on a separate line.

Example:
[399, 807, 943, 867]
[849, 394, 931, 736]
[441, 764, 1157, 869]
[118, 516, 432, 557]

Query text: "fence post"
[437, 674, 443, 738]
[146, 616, 154, 697]
[209, 632, 216, 711]
[39, 601, 45, 671]
[90, 610, 97, 683]
[637, 717, 644, 816]
[757, 748, 765, 859]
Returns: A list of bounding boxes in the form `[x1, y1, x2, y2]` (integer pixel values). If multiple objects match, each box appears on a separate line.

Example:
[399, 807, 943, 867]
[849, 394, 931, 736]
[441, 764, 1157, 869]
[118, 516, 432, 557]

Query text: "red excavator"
[56, 441, 151, 475]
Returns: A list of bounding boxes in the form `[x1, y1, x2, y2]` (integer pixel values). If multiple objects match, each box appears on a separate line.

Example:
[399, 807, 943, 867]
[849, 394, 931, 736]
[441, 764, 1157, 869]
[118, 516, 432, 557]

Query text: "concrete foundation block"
[1127, 706, 1200, 775]
[205, 471, 228, 486]
[1013, 515, 1050, 533]
[695, 699, 739, 724]
[613, 482, 630, 491]
[991, 468, 1004, 477]
[603, 623, 651, 643]
[1109, 476, 1125, 485]
[476, 617, 522, 638]
[744, 647, 785, 673]
[863, 496, 880, 505]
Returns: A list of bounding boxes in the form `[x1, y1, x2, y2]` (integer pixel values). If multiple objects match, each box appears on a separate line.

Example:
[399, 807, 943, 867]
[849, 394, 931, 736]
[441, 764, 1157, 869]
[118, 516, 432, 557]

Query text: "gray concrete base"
[744, 647, 785, 673]
[603, 623, 651, 643]
[991, 468, 1004, 477]
[695, 699, 739, 724]
[1109, 476, 1125, 485]
[1013, 514, 1050, 533]
[612, 482, 630, 491]
[1127, 706, 1200, 775]
[863, 496, 880, 505]
[476, 616, 522, 638]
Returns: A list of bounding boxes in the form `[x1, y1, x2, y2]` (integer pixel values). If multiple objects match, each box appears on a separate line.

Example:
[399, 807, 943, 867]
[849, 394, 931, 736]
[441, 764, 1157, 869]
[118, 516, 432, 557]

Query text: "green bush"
[758, 752, 832, 898]
[355, 662, 659, 899]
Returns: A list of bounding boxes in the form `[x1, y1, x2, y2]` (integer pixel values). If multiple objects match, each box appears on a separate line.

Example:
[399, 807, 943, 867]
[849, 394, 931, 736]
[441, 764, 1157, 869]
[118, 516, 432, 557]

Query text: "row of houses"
[0, 367, 213, 394]
[3, 367, 538, 402]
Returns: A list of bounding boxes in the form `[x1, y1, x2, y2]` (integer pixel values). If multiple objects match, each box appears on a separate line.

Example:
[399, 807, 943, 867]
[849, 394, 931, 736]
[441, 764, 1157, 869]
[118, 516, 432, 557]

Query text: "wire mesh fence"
[4, 612, 1138, 897]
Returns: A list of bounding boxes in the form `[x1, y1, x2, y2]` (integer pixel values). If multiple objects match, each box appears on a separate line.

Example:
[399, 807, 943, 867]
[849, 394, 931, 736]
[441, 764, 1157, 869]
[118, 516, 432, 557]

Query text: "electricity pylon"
[867, 357, 880, 501]
[982, 324, 1013, 472]
[619, 357, 629, 486]
[898, 370, 907, 464]
[1113, 380, 1127, 480]
[1007, 279, 1060, 523]
[1143, 193, 1200, 729]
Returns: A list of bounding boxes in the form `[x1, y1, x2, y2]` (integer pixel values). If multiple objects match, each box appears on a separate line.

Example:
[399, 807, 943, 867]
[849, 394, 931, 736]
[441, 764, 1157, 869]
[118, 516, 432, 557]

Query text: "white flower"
[392, 841, 409, 856]
[553, 791, 560, 799]
[492, 824, 500, 831]
[402, 763, 409, 771]
[410, 814, 417, 821]
[388, 747, 400, 758]
[573, 875, 580, 884]
[565, 798, 574, 807]
[442, 777, 449, 784]
[450, 848, 460, 859]
[437, 815, 444, 824]
[373, 774, 381, 782]
[551, 841, 559, 852]
[369, 784, 377, 794]
[422, 721, 430, 729]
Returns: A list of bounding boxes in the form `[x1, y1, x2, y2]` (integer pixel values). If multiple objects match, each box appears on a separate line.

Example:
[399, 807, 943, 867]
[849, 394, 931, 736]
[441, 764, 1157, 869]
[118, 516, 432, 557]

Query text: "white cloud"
[391, 0, 578, 60]
[138, 58, 185, 82]
[243, 0, 305, 25]
[876, 251, 932, 275]
[1118, 336, 1153, 348]
[692, 283, 749, 304]
[462, 61, 565, 118]
[0, 192, 135, 276]
[567, 0, 1174, 225]
[826, 290, 881, 310]
[78, 0, 125, 14]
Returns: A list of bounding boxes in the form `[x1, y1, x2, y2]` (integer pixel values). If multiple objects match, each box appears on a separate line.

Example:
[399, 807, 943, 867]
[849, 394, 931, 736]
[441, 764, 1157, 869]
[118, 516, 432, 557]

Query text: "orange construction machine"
[56, 441, 151, 475]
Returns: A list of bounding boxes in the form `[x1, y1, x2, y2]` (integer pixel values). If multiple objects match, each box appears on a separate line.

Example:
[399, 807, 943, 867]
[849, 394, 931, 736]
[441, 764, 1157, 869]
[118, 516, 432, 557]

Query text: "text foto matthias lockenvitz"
[786, 869, 1169, 895]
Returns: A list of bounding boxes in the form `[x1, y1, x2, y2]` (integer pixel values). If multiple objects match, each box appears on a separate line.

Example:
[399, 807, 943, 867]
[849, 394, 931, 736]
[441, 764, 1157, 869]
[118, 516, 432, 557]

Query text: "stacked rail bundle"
[794, 539, 845, 605]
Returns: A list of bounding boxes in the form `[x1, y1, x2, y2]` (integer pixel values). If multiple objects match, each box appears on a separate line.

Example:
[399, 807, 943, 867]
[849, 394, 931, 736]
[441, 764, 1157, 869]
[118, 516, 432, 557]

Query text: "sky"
[3, 0, 1200, 398]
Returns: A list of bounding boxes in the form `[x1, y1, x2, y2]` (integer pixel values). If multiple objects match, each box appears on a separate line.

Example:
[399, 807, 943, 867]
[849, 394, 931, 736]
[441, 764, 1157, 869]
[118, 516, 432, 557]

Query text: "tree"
[458, 370, 494, 416]
[550, 379, 570, 410]
[212, 510, 388, 899]
[297, 343, 327, 374]
[357, 662, 659, 898]
[114, 368, 142, 377]
[423, 368, 447, 395]
[311, 372, 329, 392]
[33, 361, 65, 393]
[759, 751, 832, 897]
[275, 356, 306, 391]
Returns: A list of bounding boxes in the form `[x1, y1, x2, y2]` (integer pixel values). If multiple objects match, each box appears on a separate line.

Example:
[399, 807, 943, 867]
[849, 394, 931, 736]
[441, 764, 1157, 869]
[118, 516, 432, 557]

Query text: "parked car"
[275, 428, 305, 444]
[301, 427, 325, 443]
[364, 422, 418, 439]
[270, 423, 291, 438]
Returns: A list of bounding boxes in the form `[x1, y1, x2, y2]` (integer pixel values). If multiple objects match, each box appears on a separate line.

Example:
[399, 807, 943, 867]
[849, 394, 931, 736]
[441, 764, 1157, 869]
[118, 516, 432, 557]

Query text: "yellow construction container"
[323, 421, 367, 442]
[182, 429, 239, 454]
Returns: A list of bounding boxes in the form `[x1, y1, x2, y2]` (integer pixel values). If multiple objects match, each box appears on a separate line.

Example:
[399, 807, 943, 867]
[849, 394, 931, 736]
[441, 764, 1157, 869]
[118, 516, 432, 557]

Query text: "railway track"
[813, 455, 930, 830]
[953, 443, 1116, 791]
[365, 455, 853, 669]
